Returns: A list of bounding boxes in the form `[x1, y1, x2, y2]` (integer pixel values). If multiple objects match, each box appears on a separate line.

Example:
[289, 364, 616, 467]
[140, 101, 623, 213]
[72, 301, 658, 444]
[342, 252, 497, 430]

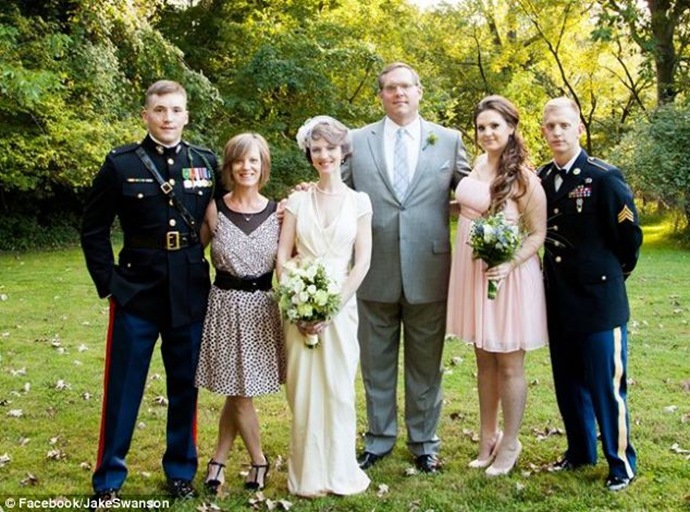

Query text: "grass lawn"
[0, 220, 688, 511]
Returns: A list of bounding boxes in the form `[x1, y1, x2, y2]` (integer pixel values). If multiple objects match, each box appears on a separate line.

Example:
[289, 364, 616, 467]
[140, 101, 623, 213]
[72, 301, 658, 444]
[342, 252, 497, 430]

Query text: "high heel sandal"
[486, 439, 522, 477]
[244, 454, 270, 491]
[468, 431, 503, 469]
[204, 459, 225, 495]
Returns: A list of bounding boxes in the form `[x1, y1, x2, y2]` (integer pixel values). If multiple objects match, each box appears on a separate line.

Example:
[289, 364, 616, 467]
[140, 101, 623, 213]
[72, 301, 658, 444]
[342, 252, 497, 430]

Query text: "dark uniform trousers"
[539, 149, 642, 481]
[81, 135, 217, 492]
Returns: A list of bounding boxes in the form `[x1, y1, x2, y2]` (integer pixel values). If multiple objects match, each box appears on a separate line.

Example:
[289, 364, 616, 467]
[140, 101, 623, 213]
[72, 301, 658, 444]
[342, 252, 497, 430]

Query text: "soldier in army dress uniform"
[538, 97, 643, 492]
[81, 80, 218, 501]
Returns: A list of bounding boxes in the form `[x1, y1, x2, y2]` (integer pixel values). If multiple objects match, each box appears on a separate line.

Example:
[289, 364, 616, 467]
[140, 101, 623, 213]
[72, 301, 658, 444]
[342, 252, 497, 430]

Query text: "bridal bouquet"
[276, 257, 341, 348]
[468, 212, 523, 300]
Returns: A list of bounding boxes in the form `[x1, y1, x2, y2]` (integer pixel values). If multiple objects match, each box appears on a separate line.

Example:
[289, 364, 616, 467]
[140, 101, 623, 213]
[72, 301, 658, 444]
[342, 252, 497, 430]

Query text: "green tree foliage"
[610, 101, 690, 232]
[2, 0, 690, 249]
[595, 0, 690, 105]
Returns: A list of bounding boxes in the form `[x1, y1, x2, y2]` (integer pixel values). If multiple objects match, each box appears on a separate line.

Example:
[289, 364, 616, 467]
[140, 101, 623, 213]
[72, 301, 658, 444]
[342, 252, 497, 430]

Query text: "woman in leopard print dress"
[195, 133, 285, 494]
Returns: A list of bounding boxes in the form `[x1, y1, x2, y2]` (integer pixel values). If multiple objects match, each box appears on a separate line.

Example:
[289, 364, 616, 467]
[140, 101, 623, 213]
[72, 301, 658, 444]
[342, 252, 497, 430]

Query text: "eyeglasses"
[382, 83, 417, 94]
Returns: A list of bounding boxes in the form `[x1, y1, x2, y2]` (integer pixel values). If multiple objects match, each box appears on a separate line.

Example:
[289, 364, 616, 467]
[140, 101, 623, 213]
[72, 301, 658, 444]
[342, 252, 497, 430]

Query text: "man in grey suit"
[342, 62, 470, 473]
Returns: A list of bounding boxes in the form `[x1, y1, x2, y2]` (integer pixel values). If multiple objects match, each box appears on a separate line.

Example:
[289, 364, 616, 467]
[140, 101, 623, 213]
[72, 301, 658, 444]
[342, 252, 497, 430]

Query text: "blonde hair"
[145, 80, 187, 106]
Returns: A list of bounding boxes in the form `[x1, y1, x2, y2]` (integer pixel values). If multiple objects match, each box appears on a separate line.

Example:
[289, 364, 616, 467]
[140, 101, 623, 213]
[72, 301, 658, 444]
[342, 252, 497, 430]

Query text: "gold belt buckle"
[165, 231, 180, 250]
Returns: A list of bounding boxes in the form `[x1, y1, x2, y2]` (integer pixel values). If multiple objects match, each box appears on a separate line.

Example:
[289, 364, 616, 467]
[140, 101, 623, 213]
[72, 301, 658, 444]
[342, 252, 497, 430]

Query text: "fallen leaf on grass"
[404, 467, 418, 476]
[20, 472, 39, 486]
[449, 356, 463, 366]
[49, 436, 60, 445]
[462, 428, 479, 442]
[515, 482, 526, 491]
[10, 367, 27, 377]
[681, 414, 690, 424]
[449, 411, 465, 422]
[152, 396, 168, 406]
[663, 405, 678, 413]
[7, 409, 23, 418]
[670, 443, 690, 454]
[376, 483, 390, 497]
[80, 462, 91, 470]
[0, 453, 11, 467]
[532, 426, 564, 441]
[22, 383, 30, 393]
[55, 380, 71, 391]
[18, 437, 29, 446]
[681, 381, 690, 392]
[77, 344, 88, 352]
[82, 392, 92, 401]
[46, 448, 66, 460]
[0, 294, 8, 300]
[196, 503, 222, 512]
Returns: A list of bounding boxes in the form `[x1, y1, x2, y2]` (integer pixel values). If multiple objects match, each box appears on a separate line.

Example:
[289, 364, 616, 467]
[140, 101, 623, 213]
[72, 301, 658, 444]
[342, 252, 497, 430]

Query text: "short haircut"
[145, 80, 187, 106]
[543, 97, 580, 121]
[301, 117, 352, 164]
[377, 62, 421, 91]
[221, 133, 271, 190]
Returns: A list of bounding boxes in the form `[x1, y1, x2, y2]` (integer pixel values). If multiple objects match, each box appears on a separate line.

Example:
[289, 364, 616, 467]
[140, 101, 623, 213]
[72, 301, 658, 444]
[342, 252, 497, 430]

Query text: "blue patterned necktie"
[393, 128, 409, 200]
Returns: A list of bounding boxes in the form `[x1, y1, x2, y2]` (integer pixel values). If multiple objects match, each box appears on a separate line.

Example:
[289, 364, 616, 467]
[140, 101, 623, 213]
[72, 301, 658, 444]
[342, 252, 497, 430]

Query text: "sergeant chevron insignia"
[617, 205, 635, 223]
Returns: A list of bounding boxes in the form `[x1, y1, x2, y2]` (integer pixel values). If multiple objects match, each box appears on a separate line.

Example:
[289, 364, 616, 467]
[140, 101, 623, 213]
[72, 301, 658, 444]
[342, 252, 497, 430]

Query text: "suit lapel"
[366, 119, 397, 200]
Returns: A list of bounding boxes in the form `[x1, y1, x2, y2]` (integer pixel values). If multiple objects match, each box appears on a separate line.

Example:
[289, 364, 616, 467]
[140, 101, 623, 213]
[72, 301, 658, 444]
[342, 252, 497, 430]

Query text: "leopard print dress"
[195, 200, 286, 397]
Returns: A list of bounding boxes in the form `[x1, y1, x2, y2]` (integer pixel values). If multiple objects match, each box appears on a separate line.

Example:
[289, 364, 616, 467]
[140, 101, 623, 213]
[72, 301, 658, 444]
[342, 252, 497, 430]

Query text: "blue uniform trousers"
[92, 301, 202, 492]
[549, 325, 636, 480]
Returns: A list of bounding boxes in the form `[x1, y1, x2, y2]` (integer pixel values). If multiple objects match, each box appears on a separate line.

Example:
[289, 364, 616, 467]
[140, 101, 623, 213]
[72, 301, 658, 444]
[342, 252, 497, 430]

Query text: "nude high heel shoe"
[485, 439, 522, 477]
[468, 431, 503, 469]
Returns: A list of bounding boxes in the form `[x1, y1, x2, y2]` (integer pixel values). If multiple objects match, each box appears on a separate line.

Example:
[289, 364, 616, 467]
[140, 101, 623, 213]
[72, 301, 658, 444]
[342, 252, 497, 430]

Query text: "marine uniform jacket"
[81, 135, 217, 328]
[538, 149, 643, 335]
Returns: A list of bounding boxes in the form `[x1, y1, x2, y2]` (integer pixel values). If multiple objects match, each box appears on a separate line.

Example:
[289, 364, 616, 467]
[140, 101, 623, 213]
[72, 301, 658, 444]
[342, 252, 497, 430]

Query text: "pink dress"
[446, 177, 547, 352]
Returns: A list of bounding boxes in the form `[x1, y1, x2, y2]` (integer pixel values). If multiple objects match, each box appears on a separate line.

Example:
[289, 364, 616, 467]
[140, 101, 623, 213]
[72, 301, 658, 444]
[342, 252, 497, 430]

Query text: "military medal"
[576, 198, 583, 213]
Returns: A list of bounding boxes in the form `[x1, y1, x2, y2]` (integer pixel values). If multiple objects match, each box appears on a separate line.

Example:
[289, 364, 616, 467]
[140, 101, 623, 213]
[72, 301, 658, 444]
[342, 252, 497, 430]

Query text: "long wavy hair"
[474, 95, 530, 214]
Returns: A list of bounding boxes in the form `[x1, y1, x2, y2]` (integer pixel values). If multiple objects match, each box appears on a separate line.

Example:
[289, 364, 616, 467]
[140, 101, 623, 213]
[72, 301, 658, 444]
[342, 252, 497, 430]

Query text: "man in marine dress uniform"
[538, 97, 642, 491]
[81, 80, 217, 501]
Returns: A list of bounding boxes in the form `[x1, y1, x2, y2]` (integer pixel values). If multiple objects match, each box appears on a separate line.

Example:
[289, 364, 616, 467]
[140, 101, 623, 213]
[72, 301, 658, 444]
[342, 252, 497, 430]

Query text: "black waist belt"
[125, 231, 194, 251]
[214, 270, 273, 292]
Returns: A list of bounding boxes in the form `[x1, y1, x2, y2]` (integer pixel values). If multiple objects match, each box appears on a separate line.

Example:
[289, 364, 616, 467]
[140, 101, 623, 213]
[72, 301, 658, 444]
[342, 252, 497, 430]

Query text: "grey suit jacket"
[343, 117, 470, 304]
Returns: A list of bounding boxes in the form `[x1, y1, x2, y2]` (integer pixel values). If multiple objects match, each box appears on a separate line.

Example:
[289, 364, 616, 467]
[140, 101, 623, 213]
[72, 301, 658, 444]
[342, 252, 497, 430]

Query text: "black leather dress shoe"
[548, 457, 585, 472]
[357, 450, 390, 470]
[415, 454, 442, 473]
[89, 489, 119, 511]
[167, 479, 197, 499]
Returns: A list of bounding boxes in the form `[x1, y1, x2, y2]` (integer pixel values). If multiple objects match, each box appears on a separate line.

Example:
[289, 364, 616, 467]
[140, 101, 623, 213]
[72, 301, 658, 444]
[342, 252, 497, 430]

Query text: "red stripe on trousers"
[95, 299, 116, 468]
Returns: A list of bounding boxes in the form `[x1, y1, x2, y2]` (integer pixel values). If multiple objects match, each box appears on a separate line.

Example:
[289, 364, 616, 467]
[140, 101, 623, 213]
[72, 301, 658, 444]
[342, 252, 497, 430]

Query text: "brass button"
[601, 275, 607, 281]
[167, 158, 174, 165]
[553, 241, 560, 247]
[137, 193, 143, 199]
[553, 225, 559, 231]
[169, 200, 174, 206]
[554, 208, 559, 214]
[169, 178, 175, 186]
[555, 256, 562, 263]
[126, 263, 132, 268]
[169, 219, 177, 227]
[198, 191, 203, 196]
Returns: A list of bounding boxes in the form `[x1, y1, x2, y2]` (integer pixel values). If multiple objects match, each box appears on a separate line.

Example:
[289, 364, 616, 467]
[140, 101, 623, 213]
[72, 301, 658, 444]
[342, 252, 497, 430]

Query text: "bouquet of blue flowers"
[468, 212, 523, 300]
[276, 257, 341, 348]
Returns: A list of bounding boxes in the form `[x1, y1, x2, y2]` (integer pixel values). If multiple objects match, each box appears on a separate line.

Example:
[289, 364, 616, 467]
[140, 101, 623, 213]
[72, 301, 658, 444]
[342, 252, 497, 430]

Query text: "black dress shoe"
[89, 489, 119, 511]
[415, 454, 442, 473]
[605, 475, 634, 491]
[357, 450, 390, 470]
[548, 457, 585, 472]
[167, 479, 197, 500]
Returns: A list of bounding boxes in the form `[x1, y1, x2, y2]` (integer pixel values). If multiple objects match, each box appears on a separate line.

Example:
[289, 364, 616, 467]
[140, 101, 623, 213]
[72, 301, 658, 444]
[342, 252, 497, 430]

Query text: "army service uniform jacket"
[538, 149, 643, 335]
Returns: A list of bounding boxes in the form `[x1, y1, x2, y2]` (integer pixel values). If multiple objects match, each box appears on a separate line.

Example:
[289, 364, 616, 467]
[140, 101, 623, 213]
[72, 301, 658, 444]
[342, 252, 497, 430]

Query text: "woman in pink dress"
[447, 96, 547, 476]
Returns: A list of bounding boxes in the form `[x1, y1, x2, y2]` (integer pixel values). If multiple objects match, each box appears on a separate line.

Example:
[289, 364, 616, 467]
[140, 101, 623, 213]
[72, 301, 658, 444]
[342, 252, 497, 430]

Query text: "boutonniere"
[423, 132, 438, 150]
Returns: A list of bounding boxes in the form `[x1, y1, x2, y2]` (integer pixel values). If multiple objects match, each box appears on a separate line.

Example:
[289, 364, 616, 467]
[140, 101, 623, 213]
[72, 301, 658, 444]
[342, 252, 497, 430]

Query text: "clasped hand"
[297, 320, 330, 336]
[484, 261, 515, 281]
